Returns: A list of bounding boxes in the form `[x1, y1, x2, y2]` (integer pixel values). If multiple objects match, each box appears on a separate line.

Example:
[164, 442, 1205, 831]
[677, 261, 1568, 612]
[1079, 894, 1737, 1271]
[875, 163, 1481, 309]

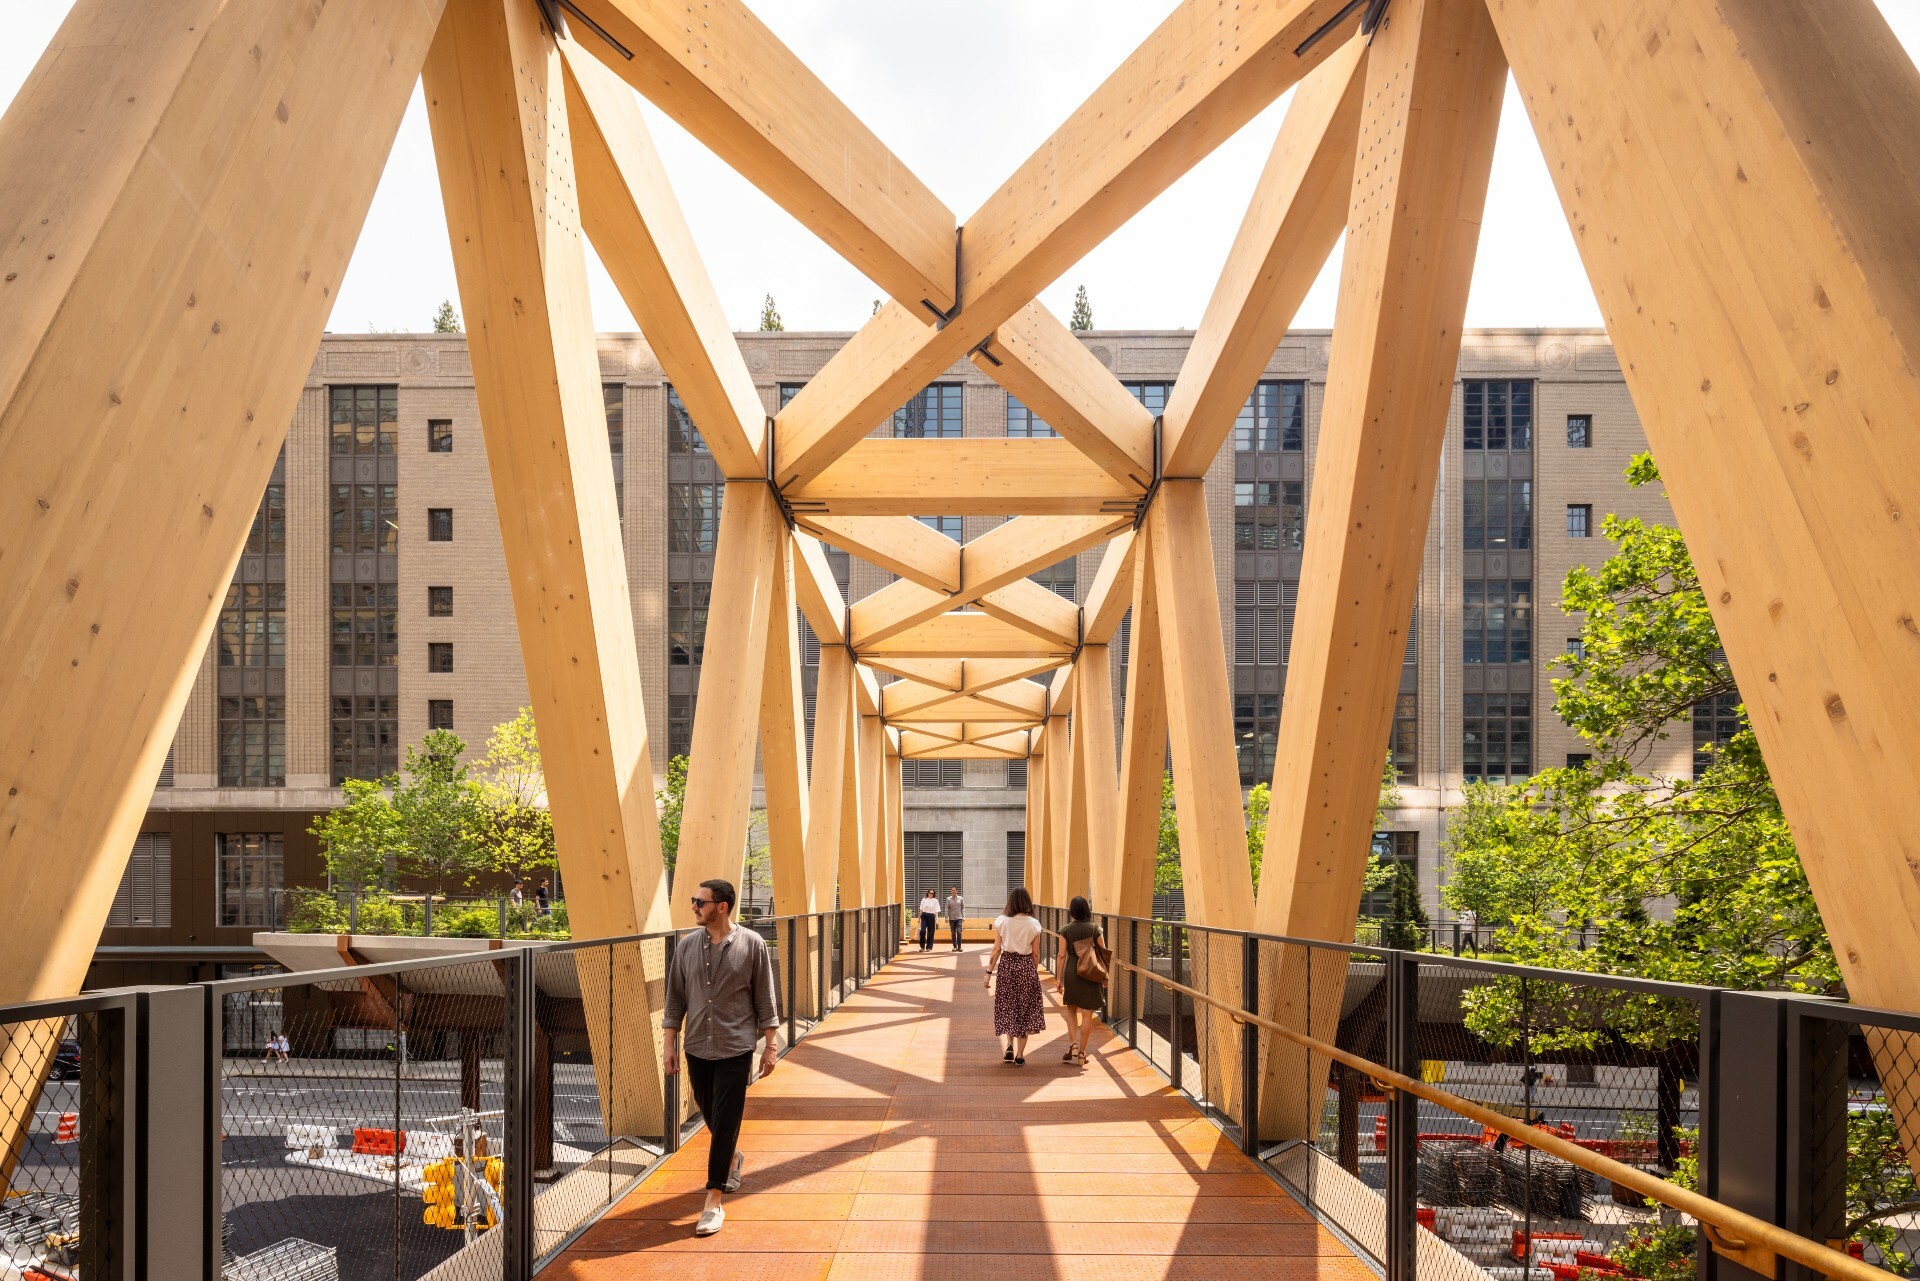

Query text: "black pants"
[948, 918, 963, 949]
[919, 912, 937, 950]
[686, 1050, 753, 1191]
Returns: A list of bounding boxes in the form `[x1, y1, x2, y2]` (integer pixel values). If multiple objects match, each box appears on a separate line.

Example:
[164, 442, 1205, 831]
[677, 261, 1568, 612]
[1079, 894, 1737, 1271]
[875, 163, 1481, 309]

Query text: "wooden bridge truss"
[5, 0, 1920, 1138]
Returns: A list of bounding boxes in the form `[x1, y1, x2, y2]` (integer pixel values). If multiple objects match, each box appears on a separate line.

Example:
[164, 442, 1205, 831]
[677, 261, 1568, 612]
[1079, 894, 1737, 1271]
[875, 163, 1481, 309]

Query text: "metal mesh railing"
[0, 1009, 105, 1277]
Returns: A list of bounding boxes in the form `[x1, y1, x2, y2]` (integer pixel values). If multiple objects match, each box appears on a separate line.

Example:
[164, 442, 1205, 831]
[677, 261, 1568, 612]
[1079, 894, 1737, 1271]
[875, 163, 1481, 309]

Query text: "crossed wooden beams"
[6, 0, 1920, 1159]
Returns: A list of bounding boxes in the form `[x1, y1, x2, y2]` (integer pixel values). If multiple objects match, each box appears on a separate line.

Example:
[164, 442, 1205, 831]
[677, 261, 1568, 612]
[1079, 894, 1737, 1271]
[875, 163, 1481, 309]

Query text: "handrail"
[1101, 948, 1869, 1281]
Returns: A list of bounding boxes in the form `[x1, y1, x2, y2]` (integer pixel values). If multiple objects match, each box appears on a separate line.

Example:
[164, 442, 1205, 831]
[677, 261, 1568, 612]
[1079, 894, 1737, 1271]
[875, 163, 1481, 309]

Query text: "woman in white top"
[917, 891, 941, 952]
[984, 887, 1046, 1064]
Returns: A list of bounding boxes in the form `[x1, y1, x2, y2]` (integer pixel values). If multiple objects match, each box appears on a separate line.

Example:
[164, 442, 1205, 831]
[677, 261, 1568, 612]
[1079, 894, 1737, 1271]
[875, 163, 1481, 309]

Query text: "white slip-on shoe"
[724, 1150, 745, 1193]
[694, 1205, 726, 1236]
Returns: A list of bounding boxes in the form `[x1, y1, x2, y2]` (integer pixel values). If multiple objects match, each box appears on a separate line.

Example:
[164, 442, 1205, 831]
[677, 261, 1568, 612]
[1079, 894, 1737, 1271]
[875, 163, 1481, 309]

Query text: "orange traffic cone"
[54, 1113, 78, 1144]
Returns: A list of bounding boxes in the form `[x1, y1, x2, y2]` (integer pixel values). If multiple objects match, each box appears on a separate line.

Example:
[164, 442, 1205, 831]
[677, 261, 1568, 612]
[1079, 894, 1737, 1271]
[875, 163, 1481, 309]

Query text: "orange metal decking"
[544, 946, 1368, 1280]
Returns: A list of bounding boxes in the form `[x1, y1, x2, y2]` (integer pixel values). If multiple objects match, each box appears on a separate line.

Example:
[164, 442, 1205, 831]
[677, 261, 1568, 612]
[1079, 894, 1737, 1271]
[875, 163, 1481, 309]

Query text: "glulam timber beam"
[972, 303, 1156, 489]
[783, 439, 1142, 517]
[860, 613, 1076, 660]
[1254, 0, 1504, 1142]
[560, 38, 764, 476]
[759, 534, 810, 916]
[1074, 644, 1122, 910]
[0, 0, 445, 1022]
[837, 664, 872, 910]
[565, 0, 956, 315]
[793, 515, 961, 593]
[804, 647, 857, 911]
[427, 0, 670, 943]
[860, 714, 888, 905]
[884, 676, 1048, 720]
[1487, 0, 1920, 1014]
[1160, 35, 1367, 477]
[860, 656, 965, 689]
[1042, 707, 1074, 908]
[674, 483, 784, 904]
[849, 514, 1124, 647]
[791, 531, 848, 644]
[1115, 529, 1169, 920]
[770, 0, 1366, 488]
[1081, 530, 1139, 645]
[886, 696, 1043, 724]
[900, 742, 1026, 760]
[978, 577, 1082, 650]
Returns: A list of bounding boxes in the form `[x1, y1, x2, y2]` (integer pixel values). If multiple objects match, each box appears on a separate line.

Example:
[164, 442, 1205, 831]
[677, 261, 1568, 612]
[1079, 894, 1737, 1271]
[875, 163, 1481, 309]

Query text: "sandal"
[1003, 1046, 1014, 1063]
[1062, 1048, 1077, 1062]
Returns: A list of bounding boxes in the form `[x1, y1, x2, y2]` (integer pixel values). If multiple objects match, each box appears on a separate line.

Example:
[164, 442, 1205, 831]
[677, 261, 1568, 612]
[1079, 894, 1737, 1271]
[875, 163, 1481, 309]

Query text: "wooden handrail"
[1093, 948, 1879, 1281]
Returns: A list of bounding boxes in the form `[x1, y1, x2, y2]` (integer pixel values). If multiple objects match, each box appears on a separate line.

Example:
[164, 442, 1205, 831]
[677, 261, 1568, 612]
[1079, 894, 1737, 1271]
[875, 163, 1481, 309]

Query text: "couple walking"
[916, 886, 964, 951]
[983, 890, 1107, 1067]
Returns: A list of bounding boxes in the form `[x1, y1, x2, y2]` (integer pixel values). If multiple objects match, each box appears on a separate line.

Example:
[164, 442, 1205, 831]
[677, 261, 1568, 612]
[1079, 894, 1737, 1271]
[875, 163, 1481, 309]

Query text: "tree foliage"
[1442, 454, 1835, 999]
[469, 708, 556, 883]
[758, 293, 784, 331]
[658, 754, 690, 873]
[1068, 284, 1093, 332]
[431, 299, 461, 333]
[310, 778, 405, 890]
[391, 731, 486, 895]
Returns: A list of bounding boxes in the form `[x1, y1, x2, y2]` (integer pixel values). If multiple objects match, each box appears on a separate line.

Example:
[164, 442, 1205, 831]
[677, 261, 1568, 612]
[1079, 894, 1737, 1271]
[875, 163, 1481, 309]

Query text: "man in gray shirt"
[944, 886, 965, 952]
[662, 877, 778, 1236]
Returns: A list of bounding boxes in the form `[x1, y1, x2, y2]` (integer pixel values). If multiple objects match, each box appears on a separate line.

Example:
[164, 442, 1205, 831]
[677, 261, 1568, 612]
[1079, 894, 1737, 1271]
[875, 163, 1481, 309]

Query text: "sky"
[5, 1, 1919, 336]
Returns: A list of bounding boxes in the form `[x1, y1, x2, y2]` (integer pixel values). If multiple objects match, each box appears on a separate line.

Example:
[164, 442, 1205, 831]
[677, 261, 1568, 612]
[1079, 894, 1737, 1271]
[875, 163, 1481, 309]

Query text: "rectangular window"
[667, 386, 708, 454]
[428, 699, 454, 731]
[107, 833, 172, 928]
[1006, 831, 1026, 893]
[669, 693, 694, 758]
[1567, 637, 1586, 659]
[669, 581, 712, 666]
[1463, 479, 1533, 551]
[1692, 691, 1741, 777]
[428, 419, 452, 452]
[428, 586, 453, 617]
[904, 831, 964, 903]
[1360, 832, 1418, 916]
[1390, 692, 1418, 782]
[1006, 394, 1056, 438]
[1567, 414, 1592, 448]
[1567, 753, 1592, 769]
[1031, 556, 1076, 600]
[428, 642, 454, 673]
[1233, 687, 1280, 785]
[917, 514, 964, 541]
[330, 582, 398, 667]
[219, 582, 287, 668]
[901, 759, 963, 788]
[1462, 692, 1531, 784]
[427, 508, 453, 541]
[1233, 381, 1306, 452]
[1007, 760, 1028, 788]
[329, 385, 398, 457]
[245, 484, 286, 556]
[777, 383, 806, 410]
[330, 482, 398, 555]
[604, 384, 625, 516]
[1567, 503, 1592, 538]
[331, 693, 398, 784]
[893, 384, 964, 438]
[1463, 379, 1533, 451]
[1462, 580, 1533, 664]
[669, 482, 722, 553]
[219, 695, 286, 787]
[1122, 382, 1171, 415]
[217, 833, 284, 929]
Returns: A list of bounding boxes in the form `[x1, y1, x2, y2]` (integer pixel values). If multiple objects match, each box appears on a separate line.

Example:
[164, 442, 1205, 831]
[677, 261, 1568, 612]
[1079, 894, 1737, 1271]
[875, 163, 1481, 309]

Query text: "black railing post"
[1786, 1001, 1848, 1281]
[1383, 951, 1420, 1281]
[1129, 919, 1140, 1049]
[1240, 932, 1259, 1157]
[786, 918, 797, 1048]
[1709, 991, 1806, 1281]
[816, 912, 827, 1019]
[663, 934, 681, 1154]
[1169, 924, 1184, 1095]
[501, 947, 536, 1280]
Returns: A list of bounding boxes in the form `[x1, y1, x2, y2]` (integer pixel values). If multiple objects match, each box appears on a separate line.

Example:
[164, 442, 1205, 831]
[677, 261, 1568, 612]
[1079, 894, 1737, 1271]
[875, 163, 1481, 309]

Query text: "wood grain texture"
[784, 439, 1141, 516]
[796, 516, 963, 593]
[760, 534, 811, 919]
[974, 303, 1156, 488]
[1116, 530, 1169, 921]
[803, 647, 857, 913]
[1074, 644, 1122, 912]
[860, 614, 1076, 660]
[0, 0, 444, 1007]
[1488, 0, 1920, 1013]
[425, 0, 668, 943]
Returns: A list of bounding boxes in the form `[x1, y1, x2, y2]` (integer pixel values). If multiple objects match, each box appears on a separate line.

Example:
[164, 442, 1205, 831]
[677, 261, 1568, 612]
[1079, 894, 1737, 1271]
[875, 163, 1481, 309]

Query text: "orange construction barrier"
[53, 1113, 77, 1145]
[352, 1127, 405, 1156]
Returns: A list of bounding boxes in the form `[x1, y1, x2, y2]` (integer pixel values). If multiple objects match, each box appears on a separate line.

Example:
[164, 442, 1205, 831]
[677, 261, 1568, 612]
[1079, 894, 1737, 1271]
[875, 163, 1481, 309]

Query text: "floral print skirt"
[993, 951, 1047, 1037]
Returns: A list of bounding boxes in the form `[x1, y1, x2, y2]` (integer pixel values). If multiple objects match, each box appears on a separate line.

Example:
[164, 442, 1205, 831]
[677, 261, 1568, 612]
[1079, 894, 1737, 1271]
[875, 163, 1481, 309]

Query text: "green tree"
[431, 299, 461, 333]
[657, 754, 689, 873]
[1442, 454, 1833, 994]
[1154, 772, 1181, 894]
[309, 777, 404, 890]
[1379, 862, 1430, 950]
[1166, 755, 1399, 900]
[392, 730, 485, 896]
[740, 809, 772, 915]
[758, 293, 784, 331]
[470, 708, 556, 884]
[1244, 782, 1270, 891]
[1068, 284, 1093, 332]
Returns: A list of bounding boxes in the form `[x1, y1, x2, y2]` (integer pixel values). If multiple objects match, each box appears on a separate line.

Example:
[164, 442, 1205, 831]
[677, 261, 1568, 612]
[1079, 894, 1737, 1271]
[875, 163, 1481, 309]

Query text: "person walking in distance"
[944, 886, 965, 952]
[662, 878, 779, 1238]
[984, 887, 1046, 1065]
[1054, 896, 1107, 1066]
[535, 877, 552, 916]
[917, 889, 940, 952]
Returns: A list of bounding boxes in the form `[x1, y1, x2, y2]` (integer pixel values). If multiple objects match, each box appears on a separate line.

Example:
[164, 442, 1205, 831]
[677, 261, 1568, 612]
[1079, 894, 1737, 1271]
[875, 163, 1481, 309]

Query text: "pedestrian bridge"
[545, 945, 1352, 1280]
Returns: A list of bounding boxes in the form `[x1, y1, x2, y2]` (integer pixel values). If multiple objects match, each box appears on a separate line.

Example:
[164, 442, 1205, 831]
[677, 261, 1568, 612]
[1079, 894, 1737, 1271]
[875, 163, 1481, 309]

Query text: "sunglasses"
[689, 896, 717, 909]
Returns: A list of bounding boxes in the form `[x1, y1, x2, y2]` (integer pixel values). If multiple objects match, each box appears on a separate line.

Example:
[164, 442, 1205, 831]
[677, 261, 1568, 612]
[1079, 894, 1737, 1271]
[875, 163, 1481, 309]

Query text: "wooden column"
[1252, 0, 1505, 1140]
[0, 0, 443, 1014]
[1115, 534, 1168, 922]
[425, 0, 670, 1138]
[676, 482, 783, 901]
[1043, 709, 1074, 909]
[1064, 680, 1094, 907]
[860, 714, 888, 908]
[1075, 644, 1122, 912]
[1487, 0, 1920, 1015]
[759, 536, 810, 918]
[838, 675, 873, 911]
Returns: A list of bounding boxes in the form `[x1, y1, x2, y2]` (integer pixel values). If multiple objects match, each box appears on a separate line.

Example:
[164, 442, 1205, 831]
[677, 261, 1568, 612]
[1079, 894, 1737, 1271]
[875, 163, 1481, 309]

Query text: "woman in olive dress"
[1054, 896, 1105, 1067]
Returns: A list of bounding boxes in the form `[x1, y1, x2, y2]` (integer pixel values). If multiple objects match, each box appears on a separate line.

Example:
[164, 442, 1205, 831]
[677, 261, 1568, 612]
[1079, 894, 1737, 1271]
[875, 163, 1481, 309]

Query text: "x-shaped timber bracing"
[6, 0, 1920, 1163]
